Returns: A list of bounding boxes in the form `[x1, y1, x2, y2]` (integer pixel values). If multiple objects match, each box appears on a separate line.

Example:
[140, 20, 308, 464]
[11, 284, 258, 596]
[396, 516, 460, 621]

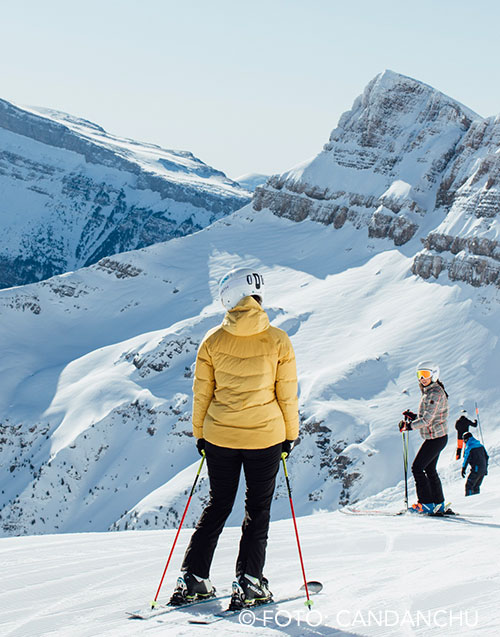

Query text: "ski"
[341, 507, 490, 520]
[126, 593, 229, 620]
[425, 512, 491, 520]
[187, 581, 323, 625]
[341, 507, 405, 517]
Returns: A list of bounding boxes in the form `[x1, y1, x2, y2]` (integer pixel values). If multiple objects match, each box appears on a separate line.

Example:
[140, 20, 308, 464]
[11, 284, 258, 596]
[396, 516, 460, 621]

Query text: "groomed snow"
[1, 467, 499, 636]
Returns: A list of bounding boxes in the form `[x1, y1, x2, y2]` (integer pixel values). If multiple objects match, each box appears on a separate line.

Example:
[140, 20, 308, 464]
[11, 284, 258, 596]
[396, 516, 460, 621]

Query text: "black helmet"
[463, 431, 473, 442]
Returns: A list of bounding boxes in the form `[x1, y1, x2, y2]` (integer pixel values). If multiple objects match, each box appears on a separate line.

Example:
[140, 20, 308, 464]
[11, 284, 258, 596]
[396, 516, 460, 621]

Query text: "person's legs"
[411, 436, 448, 505]
[465, 470, 485, 496]
[465, 470, 476, 496]
[412, 441, 434, 504]
[423, 435, 448, 504]
[473, 472, 485, 494]
[181, 442, 241, 579]
[235, 443, 282, 580]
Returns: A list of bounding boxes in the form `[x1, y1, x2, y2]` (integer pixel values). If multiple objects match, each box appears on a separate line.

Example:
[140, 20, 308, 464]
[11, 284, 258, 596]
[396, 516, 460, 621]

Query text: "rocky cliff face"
[254, 70, 500, 288]
[0, 99, 250, 288]
[413, 115, 500, 287]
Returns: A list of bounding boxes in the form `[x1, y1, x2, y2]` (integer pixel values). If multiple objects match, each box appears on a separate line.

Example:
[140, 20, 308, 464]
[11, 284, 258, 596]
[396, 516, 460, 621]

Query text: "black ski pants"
[465, 470, 486, 496]
[411, 435, 448, 505]
[181, 441, 282, 580]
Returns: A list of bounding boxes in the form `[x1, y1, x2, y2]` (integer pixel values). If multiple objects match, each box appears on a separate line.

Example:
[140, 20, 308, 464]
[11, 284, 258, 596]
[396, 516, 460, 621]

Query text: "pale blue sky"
[1, 0, 499, 178]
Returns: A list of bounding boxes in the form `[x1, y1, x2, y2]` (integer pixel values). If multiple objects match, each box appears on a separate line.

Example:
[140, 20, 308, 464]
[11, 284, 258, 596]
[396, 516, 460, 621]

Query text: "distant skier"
[454, 409, 478, 460]
[399, 361, 448, 515]
[169, 267, 299, 610]
[461, 431, 488, 496]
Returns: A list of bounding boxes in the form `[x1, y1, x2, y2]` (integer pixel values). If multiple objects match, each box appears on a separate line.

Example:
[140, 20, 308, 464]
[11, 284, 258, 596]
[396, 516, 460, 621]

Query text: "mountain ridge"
[0, 98, 250, 288]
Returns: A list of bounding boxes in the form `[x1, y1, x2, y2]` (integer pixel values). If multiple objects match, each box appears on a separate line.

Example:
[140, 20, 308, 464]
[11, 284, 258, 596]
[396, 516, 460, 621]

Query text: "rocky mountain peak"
[333, 70, 477, 148]
[253, 71, 500, 288]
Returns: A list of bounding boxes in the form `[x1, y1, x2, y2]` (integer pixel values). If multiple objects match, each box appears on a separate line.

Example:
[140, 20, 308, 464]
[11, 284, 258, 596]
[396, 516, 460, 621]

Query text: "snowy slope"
[1, 69, 499, 539]
[0, 98, 250, 288]
[1, 471, 499, 637]
[1, 204, 499, 537]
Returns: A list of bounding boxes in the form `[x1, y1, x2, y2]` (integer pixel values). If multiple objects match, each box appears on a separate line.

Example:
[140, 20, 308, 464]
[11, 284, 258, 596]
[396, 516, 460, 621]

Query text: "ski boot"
[228, 574, 273, 610]
[433, 502, 445, 516]
[407, 502, 423, 514]
[168, 572, 215, 606]
[407, 502, 435, 515]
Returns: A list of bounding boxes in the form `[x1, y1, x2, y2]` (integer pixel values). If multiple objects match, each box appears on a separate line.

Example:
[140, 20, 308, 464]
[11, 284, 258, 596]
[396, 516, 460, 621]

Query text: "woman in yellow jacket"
[170, 268, 299, 610]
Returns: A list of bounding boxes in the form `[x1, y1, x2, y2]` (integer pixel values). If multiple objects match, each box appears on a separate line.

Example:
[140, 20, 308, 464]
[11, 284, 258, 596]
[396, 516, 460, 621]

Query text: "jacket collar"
[221, 296, 270, 336]
[465, 437, 482, 449]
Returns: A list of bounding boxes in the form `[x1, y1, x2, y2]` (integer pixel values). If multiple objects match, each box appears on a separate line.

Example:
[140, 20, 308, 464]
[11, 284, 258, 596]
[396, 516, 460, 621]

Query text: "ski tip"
[125, 610, 149, 620]
[301, 581, 323, 594]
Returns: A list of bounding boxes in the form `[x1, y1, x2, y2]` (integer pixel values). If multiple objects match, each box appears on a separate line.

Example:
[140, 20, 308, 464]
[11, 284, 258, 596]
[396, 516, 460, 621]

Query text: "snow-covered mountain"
[0, 208, 498, 538]
[0, 71, 499, 540]
[0, 99, 250, 288]
[254, 70, 500, 288]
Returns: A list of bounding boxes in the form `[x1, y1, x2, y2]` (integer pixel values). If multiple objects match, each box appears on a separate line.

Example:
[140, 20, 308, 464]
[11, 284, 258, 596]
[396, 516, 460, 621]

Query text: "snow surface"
[1, 473, 499, 636]
[1, 206, 499, 538]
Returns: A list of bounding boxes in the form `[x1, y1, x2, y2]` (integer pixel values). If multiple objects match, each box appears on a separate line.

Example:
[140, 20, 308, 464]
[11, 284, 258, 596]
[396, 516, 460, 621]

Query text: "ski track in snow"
[1, 471, 499, 637]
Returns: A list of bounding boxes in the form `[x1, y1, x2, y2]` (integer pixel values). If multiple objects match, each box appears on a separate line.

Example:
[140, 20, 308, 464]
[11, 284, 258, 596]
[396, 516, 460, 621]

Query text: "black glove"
[196, 438, 206, 456]
[282, 440, 295, 457]
[461, 467, 466, 478]
[399, 420, 412, 432]
[403, 410, 417, 422]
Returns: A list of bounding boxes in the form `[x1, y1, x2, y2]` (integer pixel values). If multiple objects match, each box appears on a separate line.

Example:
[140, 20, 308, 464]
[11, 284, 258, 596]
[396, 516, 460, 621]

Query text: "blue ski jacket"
[462, 436, 489, 472]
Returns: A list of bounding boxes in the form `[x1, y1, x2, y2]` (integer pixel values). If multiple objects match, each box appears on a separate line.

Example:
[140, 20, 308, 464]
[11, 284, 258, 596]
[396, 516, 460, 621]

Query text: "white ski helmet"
[416, 360, 440, 382]
[218, 267, 264, 310]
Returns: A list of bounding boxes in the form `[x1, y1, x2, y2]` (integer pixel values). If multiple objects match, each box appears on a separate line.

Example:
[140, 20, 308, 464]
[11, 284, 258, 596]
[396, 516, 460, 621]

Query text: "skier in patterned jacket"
[169, 267, 299, 610]
[399, 361, 449, 515]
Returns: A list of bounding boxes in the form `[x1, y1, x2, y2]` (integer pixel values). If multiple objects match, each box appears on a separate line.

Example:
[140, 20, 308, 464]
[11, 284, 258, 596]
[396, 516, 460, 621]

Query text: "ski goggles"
[416, 369, 432, 380]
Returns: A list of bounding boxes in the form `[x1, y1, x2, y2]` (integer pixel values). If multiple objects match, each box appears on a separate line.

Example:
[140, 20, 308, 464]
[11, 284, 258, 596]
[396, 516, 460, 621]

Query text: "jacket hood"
[221, 296, 270, 336]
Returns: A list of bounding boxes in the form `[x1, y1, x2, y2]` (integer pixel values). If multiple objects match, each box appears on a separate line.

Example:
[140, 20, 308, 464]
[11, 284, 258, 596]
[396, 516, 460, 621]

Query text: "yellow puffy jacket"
[192, 296, 299, 449]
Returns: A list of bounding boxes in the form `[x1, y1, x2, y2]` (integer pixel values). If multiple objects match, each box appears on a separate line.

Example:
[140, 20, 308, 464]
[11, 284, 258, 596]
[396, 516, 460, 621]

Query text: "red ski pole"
[281, 452, 313, 609]
[151, 451, 206, 608]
